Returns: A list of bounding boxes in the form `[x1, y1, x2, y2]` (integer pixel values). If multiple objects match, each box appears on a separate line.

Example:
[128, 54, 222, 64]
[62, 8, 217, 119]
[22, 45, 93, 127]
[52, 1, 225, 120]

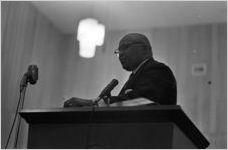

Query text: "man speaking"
[105, 33, 177, 105]
[64, 33, 177, 107]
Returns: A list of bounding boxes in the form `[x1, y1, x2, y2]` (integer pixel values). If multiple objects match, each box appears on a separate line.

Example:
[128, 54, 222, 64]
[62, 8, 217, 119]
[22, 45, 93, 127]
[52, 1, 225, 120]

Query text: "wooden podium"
[20, 105, 209, 149]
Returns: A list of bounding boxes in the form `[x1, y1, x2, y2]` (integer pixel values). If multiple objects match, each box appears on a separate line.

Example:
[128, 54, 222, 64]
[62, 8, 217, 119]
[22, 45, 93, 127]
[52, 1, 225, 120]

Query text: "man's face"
[117, 42, 145, 71]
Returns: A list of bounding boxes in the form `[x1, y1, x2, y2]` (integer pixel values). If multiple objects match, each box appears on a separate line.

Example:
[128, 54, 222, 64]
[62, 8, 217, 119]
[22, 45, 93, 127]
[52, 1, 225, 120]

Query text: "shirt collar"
[132, 58, 150, 74]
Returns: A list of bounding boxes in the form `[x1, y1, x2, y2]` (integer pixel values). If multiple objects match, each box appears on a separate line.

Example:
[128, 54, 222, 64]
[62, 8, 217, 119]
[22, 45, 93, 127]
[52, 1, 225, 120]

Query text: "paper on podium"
[110, 97, 155, 107]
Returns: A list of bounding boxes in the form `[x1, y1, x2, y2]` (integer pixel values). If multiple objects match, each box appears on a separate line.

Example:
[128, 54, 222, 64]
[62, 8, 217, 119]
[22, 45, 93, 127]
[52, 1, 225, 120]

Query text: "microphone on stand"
[20, 65, 38, 92]
[94, 79, 118, 105]
[5, 64, 39, 149]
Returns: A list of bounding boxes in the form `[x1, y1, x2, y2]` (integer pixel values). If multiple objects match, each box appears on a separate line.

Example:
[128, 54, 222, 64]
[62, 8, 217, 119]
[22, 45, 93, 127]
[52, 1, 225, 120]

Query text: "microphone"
[94, 79, 118, 105]
[27, 65, 38, 84]
[20, 65, 38, 92]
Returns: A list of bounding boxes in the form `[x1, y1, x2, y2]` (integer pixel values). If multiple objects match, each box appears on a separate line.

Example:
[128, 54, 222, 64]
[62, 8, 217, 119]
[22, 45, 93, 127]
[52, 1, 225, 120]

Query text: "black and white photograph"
[1, 1, 227, 149]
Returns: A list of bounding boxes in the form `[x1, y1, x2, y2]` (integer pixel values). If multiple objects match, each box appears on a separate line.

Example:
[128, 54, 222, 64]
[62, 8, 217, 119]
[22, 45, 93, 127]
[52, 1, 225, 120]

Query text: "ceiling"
[31, 1, 227, 34]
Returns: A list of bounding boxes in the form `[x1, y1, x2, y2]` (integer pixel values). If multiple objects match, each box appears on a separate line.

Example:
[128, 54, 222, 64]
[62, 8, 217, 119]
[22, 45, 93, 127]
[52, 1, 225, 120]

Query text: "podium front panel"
[28, 122, 176, 148]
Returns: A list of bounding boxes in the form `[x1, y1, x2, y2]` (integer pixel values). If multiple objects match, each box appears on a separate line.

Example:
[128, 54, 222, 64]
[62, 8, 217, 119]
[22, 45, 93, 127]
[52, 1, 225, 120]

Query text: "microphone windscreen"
[27, 65, 38, 84]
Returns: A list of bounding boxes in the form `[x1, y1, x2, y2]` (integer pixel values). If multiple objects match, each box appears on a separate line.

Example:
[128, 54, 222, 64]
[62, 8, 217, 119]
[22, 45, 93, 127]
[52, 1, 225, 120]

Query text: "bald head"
[119, 33, 152, 57]
[117, 33, 153, 71]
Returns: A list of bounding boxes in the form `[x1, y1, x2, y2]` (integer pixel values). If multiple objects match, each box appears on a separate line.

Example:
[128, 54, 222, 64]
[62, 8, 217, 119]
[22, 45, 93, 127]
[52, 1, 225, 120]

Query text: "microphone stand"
[13, 74, 28, 148]
[93, 97, 101, 106]
[93, 95, 111, 107]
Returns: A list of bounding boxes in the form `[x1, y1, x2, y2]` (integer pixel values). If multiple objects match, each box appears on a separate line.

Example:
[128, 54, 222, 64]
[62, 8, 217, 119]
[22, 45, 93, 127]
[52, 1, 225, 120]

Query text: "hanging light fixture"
[77, 18, 105, 58]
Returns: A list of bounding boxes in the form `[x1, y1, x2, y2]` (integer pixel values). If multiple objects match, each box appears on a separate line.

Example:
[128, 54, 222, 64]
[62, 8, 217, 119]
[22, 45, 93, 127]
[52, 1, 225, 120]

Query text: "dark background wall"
[1, 2, 226, 148]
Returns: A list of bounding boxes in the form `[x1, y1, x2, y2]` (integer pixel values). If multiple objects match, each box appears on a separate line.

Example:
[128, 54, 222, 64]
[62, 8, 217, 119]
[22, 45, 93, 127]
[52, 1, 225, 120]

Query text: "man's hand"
[64, 97, 93, 107]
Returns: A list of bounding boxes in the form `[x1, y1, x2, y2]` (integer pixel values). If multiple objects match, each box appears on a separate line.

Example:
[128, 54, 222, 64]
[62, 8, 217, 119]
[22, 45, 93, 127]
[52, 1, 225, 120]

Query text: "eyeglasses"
[114, 43, 145, 57]
[114, 49, 122, 56]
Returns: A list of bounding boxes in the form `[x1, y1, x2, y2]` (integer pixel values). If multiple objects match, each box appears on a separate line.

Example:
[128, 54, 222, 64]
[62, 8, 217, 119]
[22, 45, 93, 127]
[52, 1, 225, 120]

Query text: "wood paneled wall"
[1, 2, 68, 148]
[1, 1, 226, 149]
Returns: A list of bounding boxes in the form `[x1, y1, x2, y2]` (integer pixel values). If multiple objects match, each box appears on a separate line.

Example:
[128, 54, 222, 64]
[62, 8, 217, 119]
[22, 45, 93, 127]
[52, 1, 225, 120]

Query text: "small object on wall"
[191, 63, 207, 76]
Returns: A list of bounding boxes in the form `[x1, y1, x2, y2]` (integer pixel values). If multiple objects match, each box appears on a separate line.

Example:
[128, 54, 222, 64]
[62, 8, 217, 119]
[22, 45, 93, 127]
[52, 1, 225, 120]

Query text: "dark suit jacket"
[110, 58, 177, 105]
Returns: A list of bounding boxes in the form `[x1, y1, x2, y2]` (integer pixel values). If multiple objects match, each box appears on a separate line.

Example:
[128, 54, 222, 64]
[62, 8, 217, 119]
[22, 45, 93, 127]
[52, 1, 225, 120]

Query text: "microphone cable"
[13, 87, 27, 148]
[5, 90, 24, 148]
